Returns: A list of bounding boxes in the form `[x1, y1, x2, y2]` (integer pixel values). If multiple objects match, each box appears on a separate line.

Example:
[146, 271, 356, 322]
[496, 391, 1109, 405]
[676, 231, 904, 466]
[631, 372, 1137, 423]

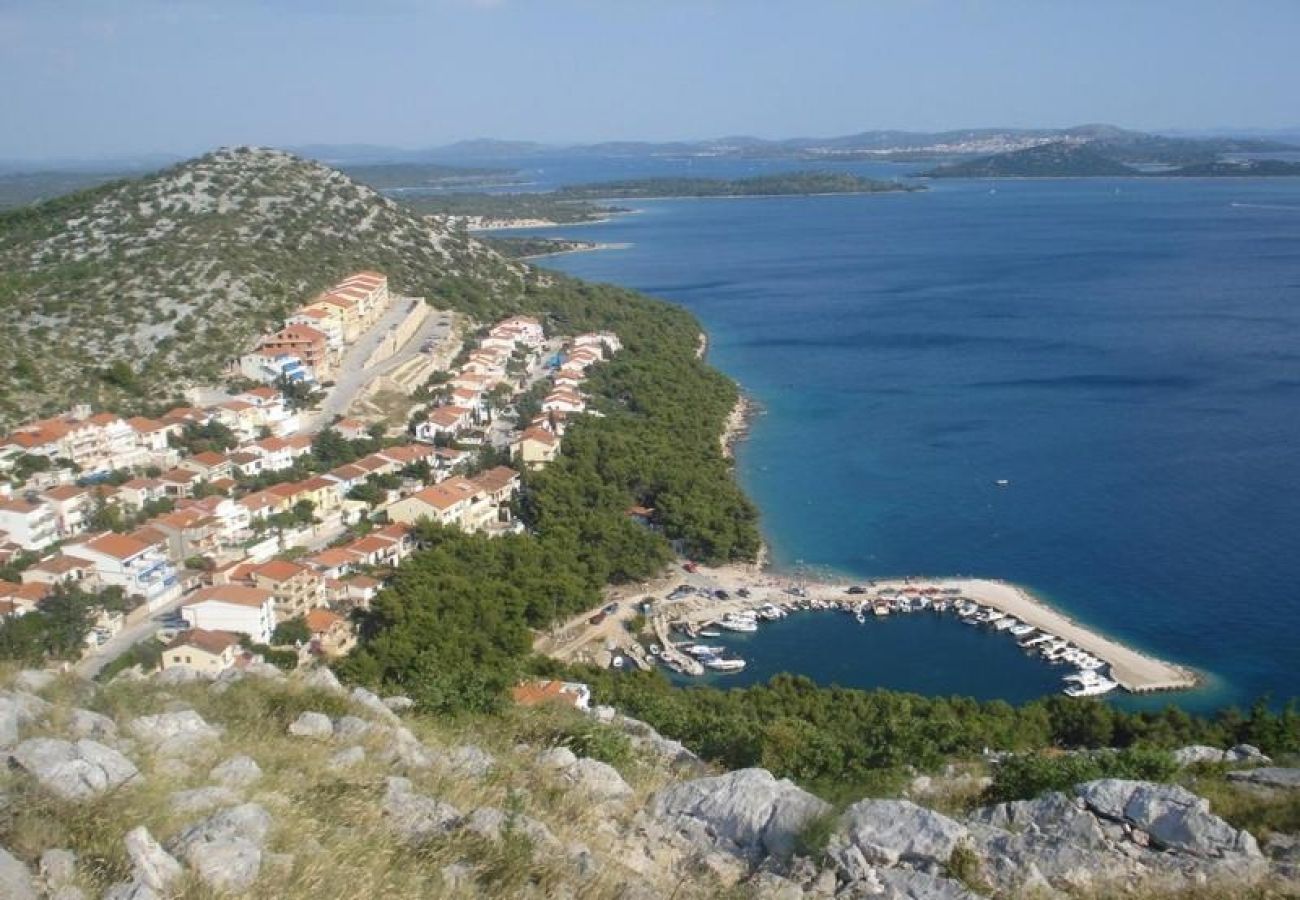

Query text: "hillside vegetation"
[0, 147, 524, 427]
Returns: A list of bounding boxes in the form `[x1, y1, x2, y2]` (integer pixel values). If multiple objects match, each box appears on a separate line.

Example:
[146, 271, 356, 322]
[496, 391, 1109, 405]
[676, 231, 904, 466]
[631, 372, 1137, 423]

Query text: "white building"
[181, 585, 276, 644]
[0, 497, 59, 551]
[63, 531, 181, 610]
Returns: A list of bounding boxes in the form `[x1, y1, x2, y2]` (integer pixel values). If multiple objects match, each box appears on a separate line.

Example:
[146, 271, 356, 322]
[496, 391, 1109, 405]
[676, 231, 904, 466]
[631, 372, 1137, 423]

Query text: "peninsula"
[553, 171, 919, 199]
[926, 140, 1300, 179]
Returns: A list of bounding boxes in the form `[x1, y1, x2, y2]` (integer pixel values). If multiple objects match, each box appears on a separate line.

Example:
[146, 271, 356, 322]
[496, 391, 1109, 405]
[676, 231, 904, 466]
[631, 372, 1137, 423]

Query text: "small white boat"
[685, 644, 724, 658]
[704, 657, 746, 672]
[996, 479, 1010, 487]
[698, 630, 722, 638]
[612, 657, 624, 669]
[719, 617, 758, 633]
[1064, 677, 1118, 697]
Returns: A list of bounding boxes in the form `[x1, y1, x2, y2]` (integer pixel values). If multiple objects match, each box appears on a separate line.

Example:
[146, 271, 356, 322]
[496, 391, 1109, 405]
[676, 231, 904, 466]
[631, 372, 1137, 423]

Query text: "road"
[75, 591, 192, 679]
[304, 299, 453, 431]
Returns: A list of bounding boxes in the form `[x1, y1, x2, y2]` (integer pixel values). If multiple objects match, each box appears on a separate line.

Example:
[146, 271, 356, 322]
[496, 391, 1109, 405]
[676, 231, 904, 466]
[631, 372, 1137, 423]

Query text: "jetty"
[652, 615, 704, 675]
[945, 578, 1197, 694]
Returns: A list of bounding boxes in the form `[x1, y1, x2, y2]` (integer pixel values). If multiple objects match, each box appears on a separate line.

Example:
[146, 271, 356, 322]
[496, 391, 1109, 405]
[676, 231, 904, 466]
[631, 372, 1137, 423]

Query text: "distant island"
[554, 171, 920, 199]
[398, 191, 622, 226]
[925, 141, 1300, 179]
[925, 143, 1136, 178]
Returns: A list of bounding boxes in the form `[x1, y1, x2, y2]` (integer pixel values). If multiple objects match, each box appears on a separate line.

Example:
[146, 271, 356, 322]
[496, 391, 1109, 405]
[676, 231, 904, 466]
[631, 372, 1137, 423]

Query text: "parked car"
[846, 585, 867, 595]
[603, 602, 619, 615]
[683, 561, 699, 573]
[714, 590, 730, 600]
[588, 612, 606, 626]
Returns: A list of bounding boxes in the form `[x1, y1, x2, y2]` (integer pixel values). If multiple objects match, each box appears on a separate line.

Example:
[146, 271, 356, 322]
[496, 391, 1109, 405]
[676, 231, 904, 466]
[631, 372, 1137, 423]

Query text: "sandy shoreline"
[720, 394, 756, 458]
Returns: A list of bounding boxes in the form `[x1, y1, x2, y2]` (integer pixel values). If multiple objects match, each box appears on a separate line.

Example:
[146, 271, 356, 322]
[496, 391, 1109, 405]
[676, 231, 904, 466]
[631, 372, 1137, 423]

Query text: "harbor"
[537, 561, 1199, 698]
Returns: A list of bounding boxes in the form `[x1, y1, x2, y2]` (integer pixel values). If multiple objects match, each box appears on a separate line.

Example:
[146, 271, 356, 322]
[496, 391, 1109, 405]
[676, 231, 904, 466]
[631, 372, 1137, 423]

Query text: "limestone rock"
[153, 665, 208, 685]
[39, 848, 78, 887]
[1226, 767, 1300, 790]
[1225, 744, 1272, 765]
[651, 768, 831, 861]
[383, 695, 415, 712]
[10, 737, 139, 800]
[1076, 779, 1260, 858]
[67, 707, 117, 741]
[210, 754, 262, 788]
[327, 745, 366, 771]
[350, 686, 399, 723]
[169, 803, 272, 893]
[968, 792, 1105, 849]
[382, 777, 461, 845]
[746, 870, 805, 899]
[876, 868, 983, 899]
[563, 757, 633, 802]
[128, 709, 221, 755]
[124, 826, 183, 892]
[332, 715, 371, 741]
[299, 667, 345, 695]
[446, 744, 495, 778]
[170, 785, 242, 814]
[1172, 745, 1227, 766]
[0, 846, 38, 900]
[829, 799, 967, 870]
[287, 711, 334, 739]
[14, 670, 57, 694]
[0, 690, 51, 748]
[380, 724, 436, 769]
[536, 746, 578, 771]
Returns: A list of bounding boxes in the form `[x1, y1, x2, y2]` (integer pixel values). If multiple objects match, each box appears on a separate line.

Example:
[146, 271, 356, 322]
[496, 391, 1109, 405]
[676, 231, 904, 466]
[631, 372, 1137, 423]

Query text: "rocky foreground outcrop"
[0, 665, 1295, 898]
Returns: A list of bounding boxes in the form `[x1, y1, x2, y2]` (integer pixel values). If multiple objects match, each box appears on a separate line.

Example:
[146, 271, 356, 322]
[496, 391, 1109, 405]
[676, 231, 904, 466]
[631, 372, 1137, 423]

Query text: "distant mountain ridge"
[0, 146, 524, 426]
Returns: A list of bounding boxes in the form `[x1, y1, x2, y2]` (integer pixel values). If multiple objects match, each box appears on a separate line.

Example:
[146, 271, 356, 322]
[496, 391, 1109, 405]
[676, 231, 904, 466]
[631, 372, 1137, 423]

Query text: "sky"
[2, 0, 1298, 160]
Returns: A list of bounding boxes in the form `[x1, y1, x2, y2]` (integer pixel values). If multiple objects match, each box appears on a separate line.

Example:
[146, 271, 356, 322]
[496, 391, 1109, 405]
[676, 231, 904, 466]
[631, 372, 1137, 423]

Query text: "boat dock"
[652, 615, 703, 675]
[945, 578, 1198, 693]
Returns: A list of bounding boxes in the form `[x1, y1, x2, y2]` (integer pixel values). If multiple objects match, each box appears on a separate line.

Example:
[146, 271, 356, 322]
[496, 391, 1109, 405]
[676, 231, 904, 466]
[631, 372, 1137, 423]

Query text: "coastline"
[539, 328, 1200, 698]
[519, 241, 630, 261]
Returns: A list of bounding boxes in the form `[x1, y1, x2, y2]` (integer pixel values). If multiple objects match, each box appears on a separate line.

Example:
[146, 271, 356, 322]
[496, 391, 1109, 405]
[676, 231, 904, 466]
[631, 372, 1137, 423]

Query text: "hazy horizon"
[2, 0, 1299, 161]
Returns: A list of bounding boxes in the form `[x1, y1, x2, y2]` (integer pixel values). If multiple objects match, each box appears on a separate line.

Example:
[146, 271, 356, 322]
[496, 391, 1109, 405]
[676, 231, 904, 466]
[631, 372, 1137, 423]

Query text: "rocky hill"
[1, 666, 1296, 899]
[0, 147, 526, 428]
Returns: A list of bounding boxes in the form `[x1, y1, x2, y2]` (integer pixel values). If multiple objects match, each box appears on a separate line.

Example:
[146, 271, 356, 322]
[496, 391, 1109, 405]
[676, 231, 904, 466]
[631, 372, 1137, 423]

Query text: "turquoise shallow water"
[504, 162, 1300, 710]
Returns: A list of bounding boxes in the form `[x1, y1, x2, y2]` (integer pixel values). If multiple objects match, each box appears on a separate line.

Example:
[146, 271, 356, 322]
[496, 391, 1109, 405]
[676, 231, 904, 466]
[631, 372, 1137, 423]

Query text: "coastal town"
[0, 268, 1197, 699]
[0, 270, 622, 679]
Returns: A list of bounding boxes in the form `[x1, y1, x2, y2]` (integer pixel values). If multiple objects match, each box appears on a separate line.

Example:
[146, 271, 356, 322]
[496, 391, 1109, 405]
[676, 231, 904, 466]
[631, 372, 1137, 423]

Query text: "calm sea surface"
[496, 158, 1300, 710]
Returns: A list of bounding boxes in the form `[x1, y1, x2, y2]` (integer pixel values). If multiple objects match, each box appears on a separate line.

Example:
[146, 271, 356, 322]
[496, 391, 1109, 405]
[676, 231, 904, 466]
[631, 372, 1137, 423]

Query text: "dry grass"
[1, 672, 703, 899]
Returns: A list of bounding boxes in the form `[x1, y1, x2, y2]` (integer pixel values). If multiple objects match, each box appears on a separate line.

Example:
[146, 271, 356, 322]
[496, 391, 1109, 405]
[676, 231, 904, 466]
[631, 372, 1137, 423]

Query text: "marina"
[541, 562, 1199, 698]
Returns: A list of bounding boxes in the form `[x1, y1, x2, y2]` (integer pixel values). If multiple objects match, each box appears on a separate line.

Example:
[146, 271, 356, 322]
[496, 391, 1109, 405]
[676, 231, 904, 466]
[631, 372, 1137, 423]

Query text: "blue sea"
[494, 158, 1300, 711]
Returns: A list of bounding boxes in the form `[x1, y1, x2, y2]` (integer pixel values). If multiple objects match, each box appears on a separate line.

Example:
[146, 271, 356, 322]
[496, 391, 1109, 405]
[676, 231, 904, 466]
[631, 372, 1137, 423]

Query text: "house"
[20, 553, 95, 588]
[572, 331, 622, 355]
[63, 531, 180, 610]
[386, 476, 484, 528]
[541, 389, 586, 414]
[176, 496, 251, 544]
[116, 478, 167, 511]
[125, 416, 181, 454]
[258, 324, 330, 375]
[510, 679, 591, 711]
[305, 608, 355, 657]
[294, 476, 343, 514]
[247, 435, 312, 472]
[492, 315, 545, 347]
[333, 418, 371, 441]
[301, 547, 356, 580]
[146, 507, 221, 562]
[162, 629, 244, 675]
[0, 580, 50, 617]
[286, 307, 344, 350]
[236, 350, 316, 388]
[41, 484, 96, 538]
[181, 585, 276, 644]
[513, 425, 561, 470]
[158, 467, 202, 498]
[337, 573, 380, 608]
[179, 450, 233, 481]
[0, 498, 59, 551]
[248, 558, 325, 620]
[414, 406, 472, 443]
